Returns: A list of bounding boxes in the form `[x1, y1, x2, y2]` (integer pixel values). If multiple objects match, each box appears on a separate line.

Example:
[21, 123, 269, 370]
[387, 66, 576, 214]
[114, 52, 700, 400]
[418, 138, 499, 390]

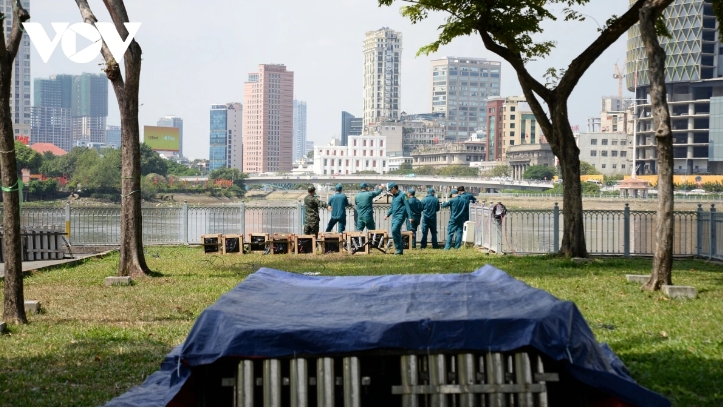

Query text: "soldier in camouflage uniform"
[303, 186, 327, 235]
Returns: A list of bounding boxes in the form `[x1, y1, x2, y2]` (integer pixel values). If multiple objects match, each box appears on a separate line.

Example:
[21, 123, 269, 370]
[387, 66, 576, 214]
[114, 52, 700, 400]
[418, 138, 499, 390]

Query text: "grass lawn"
[1, 247, 722, 406]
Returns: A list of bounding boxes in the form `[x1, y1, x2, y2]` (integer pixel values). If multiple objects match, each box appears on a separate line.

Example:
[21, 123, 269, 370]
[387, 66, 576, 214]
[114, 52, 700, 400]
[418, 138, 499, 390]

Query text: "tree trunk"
[1, 2, 30, 324]
[640, 1, 674, 290]
[118, 83, 148, 277]
[75, 0, 148, 277]
[0, 66, 26, 324]
[552, 110, 587, 257]
[515, 77, 588, 258]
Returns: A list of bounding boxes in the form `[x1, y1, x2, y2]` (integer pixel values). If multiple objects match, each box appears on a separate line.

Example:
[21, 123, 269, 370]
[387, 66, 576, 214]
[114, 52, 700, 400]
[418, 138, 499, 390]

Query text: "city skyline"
[28, 0, 631, 160]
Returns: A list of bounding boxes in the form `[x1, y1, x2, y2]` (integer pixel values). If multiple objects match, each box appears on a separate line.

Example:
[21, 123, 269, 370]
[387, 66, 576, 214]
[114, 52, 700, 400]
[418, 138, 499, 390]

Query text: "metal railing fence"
[3, 202, 720, 260]
[472, 202, 721, 260]
[3, 202, 451, 246]
[483, 192, 723, 202]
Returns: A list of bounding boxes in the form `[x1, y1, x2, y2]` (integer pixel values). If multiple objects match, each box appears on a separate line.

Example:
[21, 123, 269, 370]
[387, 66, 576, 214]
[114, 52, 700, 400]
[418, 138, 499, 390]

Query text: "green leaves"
[379, 0, 595, 61]
[714, 0, 723, 41]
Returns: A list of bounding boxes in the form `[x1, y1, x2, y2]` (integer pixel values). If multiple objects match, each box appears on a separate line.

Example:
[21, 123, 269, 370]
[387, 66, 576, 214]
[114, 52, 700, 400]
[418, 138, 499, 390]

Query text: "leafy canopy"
[140, 143, 168, 176]
[523, 164, 555, 180]
[15, 141, 42, 173]
[378, 0, 592, 61]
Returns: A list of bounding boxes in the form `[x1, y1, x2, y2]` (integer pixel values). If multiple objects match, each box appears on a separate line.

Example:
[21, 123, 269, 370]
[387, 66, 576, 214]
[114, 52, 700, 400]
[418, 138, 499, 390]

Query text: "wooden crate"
[201, 234, 222, 254]
[221, 234, 243, 255]
[388, 231, 413, 251]
[269, 234, 294, 255]
[367, 230, 388, 253]
[346, 231, 368, 255]
[247, 233, 269, 254]
[294, 235, 316, 255]
[401, 231, 413, 250]
[318, 233, 343, 254]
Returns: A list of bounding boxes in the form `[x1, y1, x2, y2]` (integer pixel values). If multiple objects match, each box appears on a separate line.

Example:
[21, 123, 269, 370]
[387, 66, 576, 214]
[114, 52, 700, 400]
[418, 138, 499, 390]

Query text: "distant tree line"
[11, 142, 247, 201]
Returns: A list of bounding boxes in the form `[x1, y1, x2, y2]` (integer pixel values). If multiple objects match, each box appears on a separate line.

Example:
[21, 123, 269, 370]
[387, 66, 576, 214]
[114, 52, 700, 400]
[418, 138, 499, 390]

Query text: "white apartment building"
[578, 133, 631, 175]
[227, 103, 243, 170]
[314, 135, 389, 175]
[578, 96, 634, 175]
[430, 57, 501, 141]
[363, 27, 402, 126]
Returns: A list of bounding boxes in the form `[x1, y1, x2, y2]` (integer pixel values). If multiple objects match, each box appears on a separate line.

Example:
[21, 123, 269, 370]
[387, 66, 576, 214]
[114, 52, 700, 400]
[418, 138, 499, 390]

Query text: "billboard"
[144, 126, 180, 151]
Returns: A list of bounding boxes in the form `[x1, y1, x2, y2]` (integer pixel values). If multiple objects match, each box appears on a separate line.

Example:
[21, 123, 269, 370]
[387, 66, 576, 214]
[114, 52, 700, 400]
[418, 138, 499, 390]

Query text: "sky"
[29, 0, 634, 160]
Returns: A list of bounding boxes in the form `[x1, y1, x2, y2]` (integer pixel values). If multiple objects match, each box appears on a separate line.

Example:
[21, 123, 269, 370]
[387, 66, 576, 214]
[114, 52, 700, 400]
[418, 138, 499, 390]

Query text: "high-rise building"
[293, 100, 307, 162]
[31, 73, 109, 150]
[363, 27, 402, 126]
[626, 0, 722, 175]
[431, 57, 502, 142]
[209, 103, 242, 172]
[4, 0, 31, 137]
[106, 125, 121, 149]
[305, 140, 315, 157]
[341, 111, 353, 146]
[485, 97, 509, 161]
[341, 111, 363, 146]
[157, 115, 184, 157]
[209, 104, 227, 172]
[71, 73, 109, 144]
[227, 103, 243, 170]
[31, 75, 73, 151]
[243, 64, 294, 173]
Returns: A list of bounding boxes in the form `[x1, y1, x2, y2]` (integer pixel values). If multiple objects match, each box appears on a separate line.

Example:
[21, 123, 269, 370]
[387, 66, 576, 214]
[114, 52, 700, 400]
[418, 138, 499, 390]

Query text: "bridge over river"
[180, 174, 554, 192]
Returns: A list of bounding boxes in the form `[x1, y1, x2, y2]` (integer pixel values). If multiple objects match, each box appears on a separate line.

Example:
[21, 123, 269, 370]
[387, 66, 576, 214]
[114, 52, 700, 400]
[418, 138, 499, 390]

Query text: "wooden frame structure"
[201, 234, 222, 254]
[222, 234, 243, 255]
[294, 235, 317, 255]
[367, 230, 388, 253]
[346, 232, 368, 255]
[269, 234, 294, 255]
[318, 233, 344, 254]
[248, 233, 269, 254]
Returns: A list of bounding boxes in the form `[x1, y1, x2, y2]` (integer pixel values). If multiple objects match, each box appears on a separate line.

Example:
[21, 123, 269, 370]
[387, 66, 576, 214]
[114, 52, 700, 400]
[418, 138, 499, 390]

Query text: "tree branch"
[478, 30, 553, 102]
[557, 0, 672, 98]
[517, 74, 553, 141]
[74, 0, 124, 87]
[6, 0, 29, 59]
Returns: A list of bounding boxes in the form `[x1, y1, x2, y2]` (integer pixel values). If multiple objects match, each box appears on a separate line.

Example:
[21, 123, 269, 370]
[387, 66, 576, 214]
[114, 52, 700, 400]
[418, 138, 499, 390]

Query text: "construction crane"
[613, 61, 624, 100]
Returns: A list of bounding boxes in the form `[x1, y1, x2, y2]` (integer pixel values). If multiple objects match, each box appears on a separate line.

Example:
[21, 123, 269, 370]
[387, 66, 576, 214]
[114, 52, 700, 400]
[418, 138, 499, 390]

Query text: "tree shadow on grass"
[609, 335, 723, 406]
[0, 334, 172, 406]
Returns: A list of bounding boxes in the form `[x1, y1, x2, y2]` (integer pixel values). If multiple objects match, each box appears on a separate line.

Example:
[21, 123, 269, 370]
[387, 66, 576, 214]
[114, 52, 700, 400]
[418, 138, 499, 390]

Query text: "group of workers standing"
[303, 182, 477, 255]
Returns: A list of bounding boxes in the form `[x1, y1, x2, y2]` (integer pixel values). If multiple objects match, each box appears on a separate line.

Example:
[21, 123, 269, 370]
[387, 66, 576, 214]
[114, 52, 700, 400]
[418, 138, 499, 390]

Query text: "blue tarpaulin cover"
[107, 265, 670, 407]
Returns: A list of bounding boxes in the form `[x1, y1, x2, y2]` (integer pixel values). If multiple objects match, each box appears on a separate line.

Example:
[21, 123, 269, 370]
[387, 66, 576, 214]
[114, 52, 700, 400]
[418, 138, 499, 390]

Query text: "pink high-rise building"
[243, 64, 294, 173]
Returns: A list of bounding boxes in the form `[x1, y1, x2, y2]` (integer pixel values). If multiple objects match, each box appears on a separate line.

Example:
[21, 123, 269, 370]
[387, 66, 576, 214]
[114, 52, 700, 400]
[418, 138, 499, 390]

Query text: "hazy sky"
[29, 0, 633, 160]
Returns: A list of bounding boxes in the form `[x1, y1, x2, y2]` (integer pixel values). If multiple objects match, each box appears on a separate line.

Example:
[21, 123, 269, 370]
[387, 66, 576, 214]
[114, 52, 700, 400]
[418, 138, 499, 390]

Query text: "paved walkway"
[0, 252, 111, 278]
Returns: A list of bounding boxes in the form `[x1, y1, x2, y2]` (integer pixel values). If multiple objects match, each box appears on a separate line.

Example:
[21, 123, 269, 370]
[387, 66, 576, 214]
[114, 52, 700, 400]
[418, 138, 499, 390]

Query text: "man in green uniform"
[384, 182, 408, 255]
[405, 188, 423, 248]
[442, 186, 477, 249]
[354, 182, 384, 232]
[420, 188, 440, 249]
[325, 183, 349, 233]
[303, 186, 326, 236]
